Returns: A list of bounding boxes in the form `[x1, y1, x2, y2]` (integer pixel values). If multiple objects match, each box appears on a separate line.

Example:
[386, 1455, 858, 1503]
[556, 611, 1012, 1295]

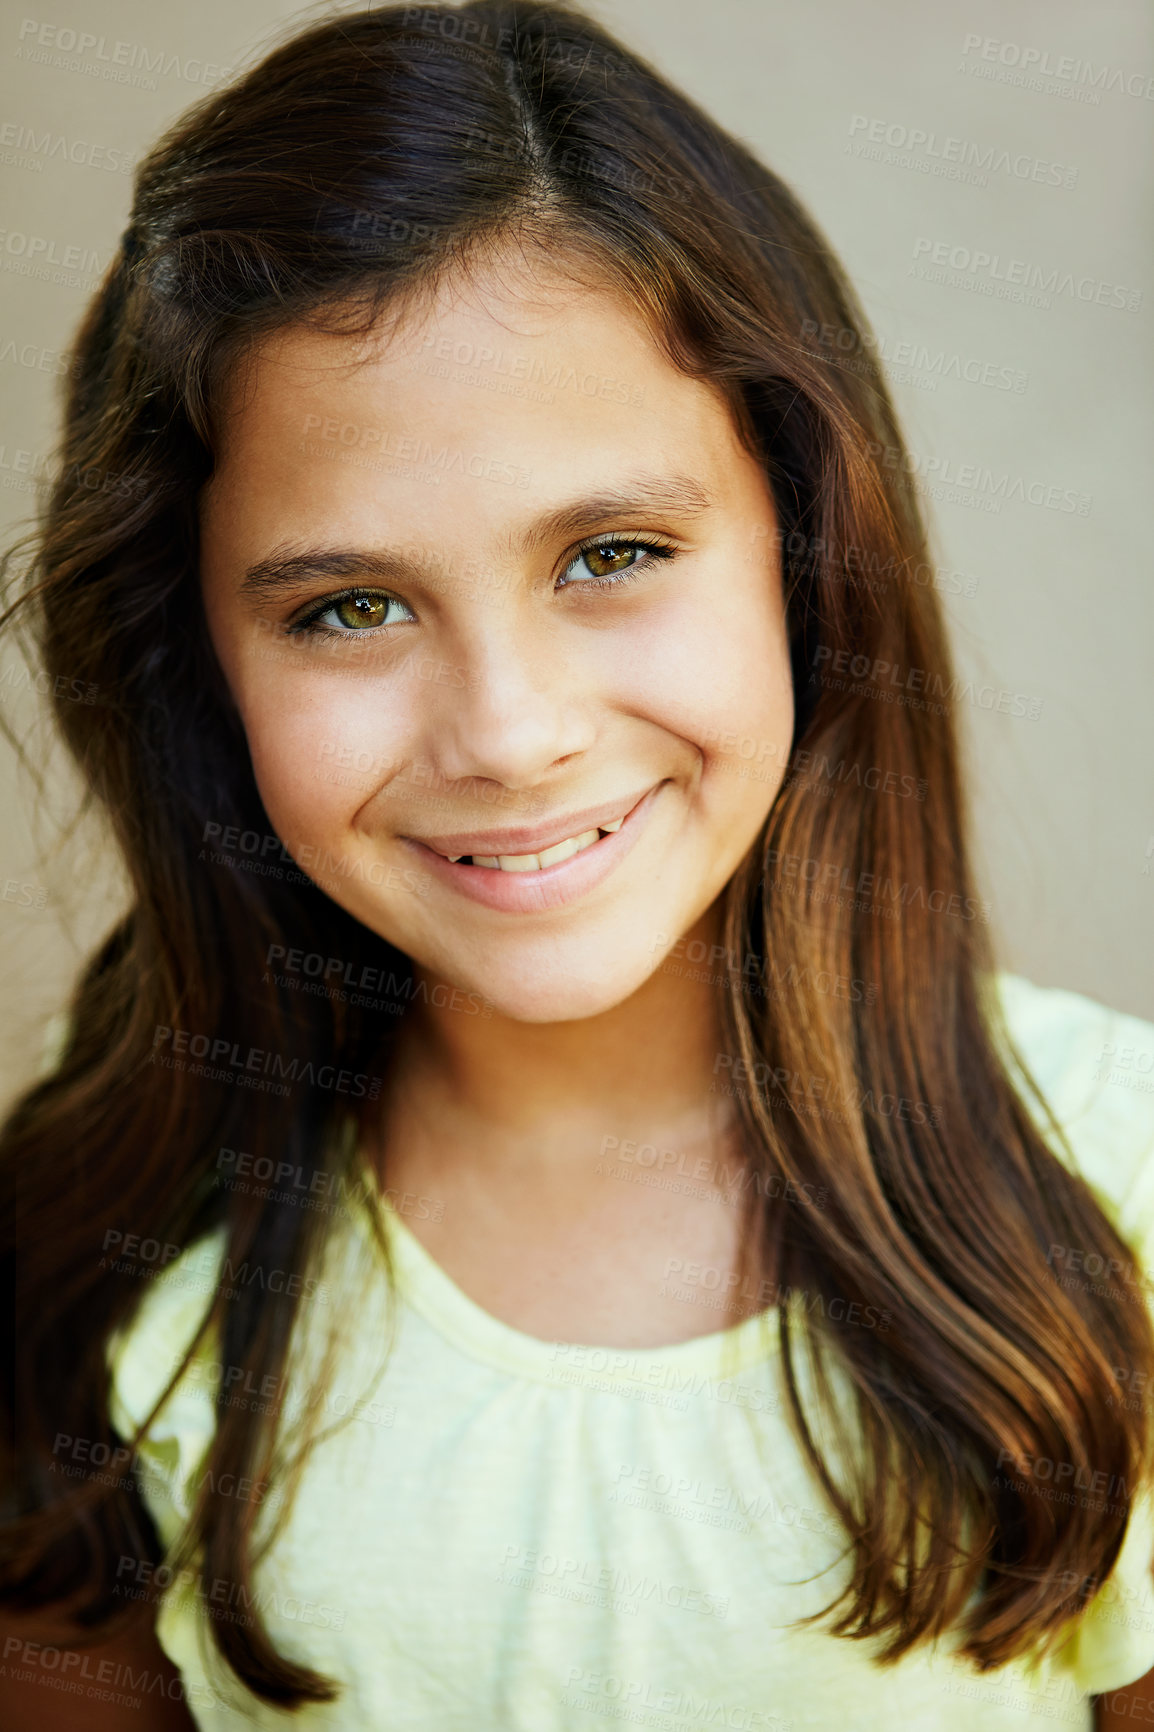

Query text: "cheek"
[236, 663, 413, 843]
[620, 583, 793, 789]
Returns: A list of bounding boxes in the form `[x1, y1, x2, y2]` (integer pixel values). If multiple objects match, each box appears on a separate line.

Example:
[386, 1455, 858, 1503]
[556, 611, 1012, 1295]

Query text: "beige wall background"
[1, 0, 1151, 1114]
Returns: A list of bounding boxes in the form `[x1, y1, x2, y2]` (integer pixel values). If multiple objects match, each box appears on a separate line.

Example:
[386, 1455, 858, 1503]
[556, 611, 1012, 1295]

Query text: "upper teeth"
[448, 816, 624, 871]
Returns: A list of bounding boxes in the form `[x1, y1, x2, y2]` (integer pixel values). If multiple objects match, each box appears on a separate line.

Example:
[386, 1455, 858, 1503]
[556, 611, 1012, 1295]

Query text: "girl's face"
[199, 256, 794, 1021]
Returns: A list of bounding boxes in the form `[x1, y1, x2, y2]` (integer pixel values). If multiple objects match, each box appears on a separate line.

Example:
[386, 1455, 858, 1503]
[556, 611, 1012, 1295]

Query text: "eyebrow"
[238, 473, 714, 599]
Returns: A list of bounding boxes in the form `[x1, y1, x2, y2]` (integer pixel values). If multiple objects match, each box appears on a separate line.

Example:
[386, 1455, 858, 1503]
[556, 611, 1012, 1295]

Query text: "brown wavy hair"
[2, 0, 1150, 1709]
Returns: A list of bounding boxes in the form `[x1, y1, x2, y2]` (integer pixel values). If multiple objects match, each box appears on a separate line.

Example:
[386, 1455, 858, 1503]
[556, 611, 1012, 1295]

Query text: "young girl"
[2, 4, 1153, 1728]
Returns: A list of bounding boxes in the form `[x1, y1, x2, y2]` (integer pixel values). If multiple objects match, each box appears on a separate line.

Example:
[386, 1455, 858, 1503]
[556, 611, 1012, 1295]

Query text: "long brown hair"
[2, 0, 1150, 1708]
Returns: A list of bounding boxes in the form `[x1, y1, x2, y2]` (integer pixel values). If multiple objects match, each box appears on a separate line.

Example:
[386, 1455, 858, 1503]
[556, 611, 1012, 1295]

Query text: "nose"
[427, 614, 597, 790]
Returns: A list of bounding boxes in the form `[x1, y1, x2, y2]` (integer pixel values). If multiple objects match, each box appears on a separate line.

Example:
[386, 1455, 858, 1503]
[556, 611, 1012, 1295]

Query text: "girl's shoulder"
[994, 970, 1154, 1248]
[105, 1237, 227, 1535]
[105, 1201, 376, 1527]
[108, 972, 1154, 1399]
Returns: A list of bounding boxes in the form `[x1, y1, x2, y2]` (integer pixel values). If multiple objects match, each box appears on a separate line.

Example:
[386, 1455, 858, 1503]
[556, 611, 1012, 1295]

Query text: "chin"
[465, 958, 658, 1026]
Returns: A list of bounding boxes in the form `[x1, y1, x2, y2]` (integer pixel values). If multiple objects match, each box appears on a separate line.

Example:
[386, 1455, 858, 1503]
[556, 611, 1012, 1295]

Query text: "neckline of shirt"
[358, 1177, 781, 1388]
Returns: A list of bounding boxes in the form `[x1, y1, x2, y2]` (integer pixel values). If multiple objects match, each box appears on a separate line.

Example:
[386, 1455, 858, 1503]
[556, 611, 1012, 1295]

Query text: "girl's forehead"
[206, 265, 738, 486]
[231, 264, 657, 392]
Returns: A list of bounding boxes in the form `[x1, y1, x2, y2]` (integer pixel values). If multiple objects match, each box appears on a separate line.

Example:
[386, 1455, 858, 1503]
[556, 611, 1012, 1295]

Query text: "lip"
[408, 786, 656, 859]
[403, 782, 664, 913]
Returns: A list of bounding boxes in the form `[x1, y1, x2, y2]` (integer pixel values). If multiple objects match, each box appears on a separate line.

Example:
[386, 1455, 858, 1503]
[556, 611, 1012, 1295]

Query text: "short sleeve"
[105, 1230, 227, 1549]
[1044, 1492, 1154, 1696]
[996, 973, 1154, 1262]
[996, 974, 1154, 1695]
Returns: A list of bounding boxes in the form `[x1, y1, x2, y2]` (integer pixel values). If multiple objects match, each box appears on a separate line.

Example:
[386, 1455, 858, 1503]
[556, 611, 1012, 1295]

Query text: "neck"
[381, 905, 735, 1166]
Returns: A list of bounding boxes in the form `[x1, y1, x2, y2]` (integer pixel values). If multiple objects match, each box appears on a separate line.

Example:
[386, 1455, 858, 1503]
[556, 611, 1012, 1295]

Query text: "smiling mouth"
[444, 818, 624, 873]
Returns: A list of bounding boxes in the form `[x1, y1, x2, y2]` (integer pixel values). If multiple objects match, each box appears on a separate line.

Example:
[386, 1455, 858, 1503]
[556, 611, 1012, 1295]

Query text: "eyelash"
[285, 533, 680, 640]
[287, 588, 410, 640]
[557, 531, 679, 591]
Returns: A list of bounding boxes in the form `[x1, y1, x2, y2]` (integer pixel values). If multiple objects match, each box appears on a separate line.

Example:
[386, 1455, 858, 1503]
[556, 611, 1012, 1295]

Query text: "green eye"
[559, 537, 677, 589]
[580, 543, 643, 578]
[291, 590, 413, 637]
[330, 594, 393, 630]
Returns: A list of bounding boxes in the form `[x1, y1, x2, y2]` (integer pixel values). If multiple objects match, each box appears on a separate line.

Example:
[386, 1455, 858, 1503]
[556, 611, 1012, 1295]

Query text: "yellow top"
[106, 973, 1154, 1729]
